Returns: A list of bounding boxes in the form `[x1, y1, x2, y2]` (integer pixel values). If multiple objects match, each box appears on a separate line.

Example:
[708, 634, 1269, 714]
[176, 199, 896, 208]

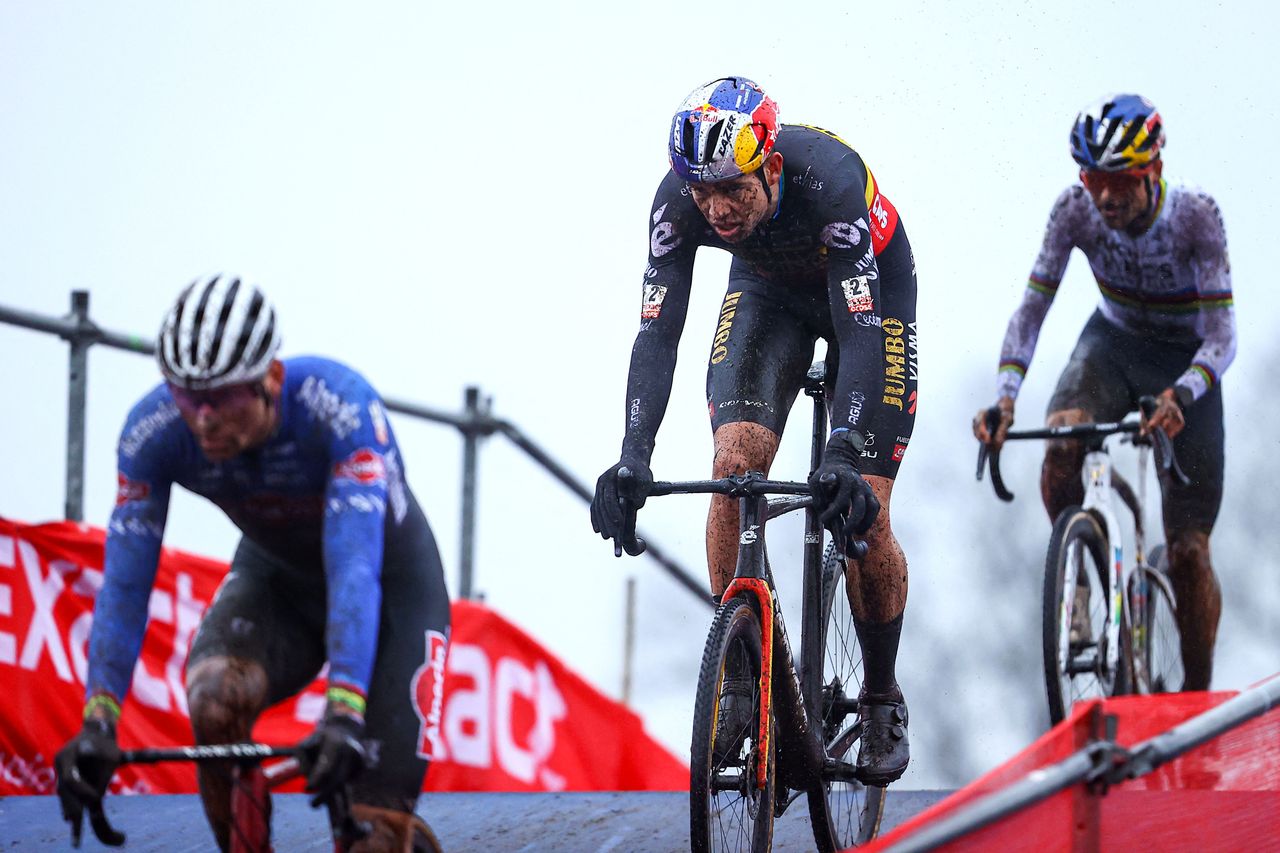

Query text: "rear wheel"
[804, 543, 885, 850]
[1043, 508, 1129, 725]
[690, 596, 776, 853]
[1129, 545, 1184, 694]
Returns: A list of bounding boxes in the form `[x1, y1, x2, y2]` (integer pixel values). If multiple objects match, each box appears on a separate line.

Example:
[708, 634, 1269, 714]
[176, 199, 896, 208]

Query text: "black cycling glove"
[300, 712, 368, 808]
[55, 717, 126, 848]
[809, 430, 880, 546]
[589, 458, 653, 554]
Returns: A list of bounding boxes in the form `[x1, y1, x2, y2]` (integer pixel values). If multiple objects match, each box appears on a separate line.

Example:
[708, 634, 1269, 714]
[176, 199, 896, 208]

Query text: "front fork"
[721, 495, 825, 792]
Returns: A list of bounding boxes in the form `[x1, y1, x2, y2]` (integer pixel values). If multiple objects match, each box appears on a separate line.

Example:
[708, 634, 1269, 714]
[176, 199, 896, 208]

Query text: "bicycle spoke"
[804, 544, 884, 850]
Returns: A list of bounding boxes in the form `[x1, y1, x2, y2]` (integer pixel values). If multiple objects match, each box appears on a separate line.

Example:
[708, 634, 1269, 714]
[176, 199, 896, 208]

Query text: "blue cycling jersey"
[88, 356, 412, 701]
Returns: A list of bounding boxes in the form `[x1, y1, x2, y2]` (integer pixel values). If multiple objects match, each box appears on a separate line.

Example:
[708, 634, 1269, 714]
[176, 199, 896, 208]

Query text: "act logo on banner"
[0, 519, 686, 796]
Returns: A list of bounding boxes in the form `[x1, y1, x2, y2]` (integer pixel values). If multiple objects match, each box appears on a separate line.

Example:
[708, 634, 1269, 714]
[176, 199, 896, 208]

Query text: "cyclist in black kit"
[590, 76, 918, 785]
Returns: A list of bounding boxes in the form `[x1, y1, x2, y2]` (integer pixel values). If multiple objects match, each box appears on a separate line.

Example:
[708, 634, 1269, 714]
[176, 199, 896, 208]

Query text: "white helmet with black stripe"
[157, 274, 281, 390]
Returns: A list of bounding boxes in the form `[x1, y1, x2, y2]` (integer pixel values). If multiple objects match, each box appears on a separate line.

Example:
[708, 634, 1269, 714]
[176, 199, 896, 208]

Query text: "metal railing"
[0, 291, 712, 607]
[883, 672, 1280, 851]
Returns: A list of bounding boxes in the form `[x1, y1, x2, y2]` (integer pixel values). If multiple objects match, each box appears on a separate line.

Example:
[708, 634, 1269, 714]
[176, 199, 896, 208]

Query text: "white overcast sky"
[3, 1, 1278, 788]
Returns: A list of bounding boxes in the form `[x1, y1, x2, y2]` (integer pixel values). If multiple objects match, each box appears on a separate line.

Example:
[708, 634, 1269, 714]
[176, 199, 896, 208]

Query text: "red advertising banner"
[0, 519, 686, 796]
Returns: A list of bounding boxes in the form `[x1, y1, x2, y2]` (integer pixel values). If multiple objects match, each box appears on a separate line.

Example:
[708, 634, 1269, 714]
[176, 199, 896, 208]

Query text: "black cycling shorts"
[705, 227, 918, 479]
[1048, 310, 1224, 533]
[188, 490, 451, 812]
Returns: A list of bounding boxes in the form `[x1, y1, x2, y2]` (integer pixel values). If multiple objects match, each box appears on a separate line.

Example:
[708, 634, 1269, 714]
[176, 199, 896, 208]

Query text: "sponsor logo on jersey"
[369, 401, 390, 446]
[650, 204, 681, 258]
[716, 399, 773, 412]
[791, 166, 824, 191]
[907, 321, 919, 382]
[120, 401, 181, 459]
[847, 390, 866, 427]
[861, 431, 877, 459]
[854, 313, 882, 328]
[709, 291, 742, 365]
[820, 219, 868, 250]
[892, 443, 907, 462]
[298, 376, 362, 440]
[411, 629, 449, 759]
[115, 473, 151, 505]
[332, 448, 387, 485]
[641, 284, 668, 319]
[840, 276, 874, 313]
[882, 317, 907, 410]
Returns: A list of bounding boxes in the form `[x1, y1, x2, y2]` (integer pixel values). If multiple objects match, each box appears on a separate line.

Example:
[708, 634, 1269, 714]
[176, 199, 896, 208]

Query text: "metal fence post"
[65, 291, 93, 521]
[622, 576, 636, 704]
[458, 385, 482, 599]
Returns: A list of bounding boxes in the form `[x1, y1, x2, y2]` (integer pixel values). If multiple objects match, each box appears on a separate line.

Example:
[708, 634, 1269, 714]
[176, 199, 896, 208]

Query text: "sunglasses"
[1079, 165, 1156, 194]
[168, 382, 261, 412]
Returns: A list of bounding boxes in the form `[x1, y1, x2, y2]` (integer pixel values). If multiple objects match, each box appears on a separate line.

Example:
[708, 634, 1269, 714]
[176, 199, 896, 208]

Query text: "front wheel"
[804, 543, 885, 850]
[1043, 508, 1129, 725]
[1129, 545, 1185, 694]
[690, 596, 775, 853]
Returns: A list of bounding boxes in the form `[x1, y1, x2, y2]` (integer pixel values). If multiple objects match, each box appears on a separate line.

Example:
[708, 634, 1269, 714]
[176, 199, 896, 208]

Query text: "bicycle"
[64, 738, 442, 851]
[614, 362, 885, 852]
[976, 396, 1187, 725]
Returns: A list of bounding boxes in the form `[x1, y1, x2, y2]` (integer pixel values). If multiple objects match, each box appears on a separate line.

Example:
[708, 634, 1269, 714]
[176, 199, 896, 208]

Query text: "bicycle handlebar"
[613, 469, 868, 561]
[120, 743, 300, 764]
[975, 396, 1191, 502]
[75, 741, 373, 850]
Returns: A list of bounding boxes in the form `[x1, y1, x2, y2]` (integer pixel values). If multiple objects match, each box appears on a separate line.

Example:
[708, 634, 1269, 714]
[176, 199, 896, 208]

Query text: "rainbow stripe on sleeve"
[1027, 274, 1060, 297]
[998, 359, 1028, 377]
[1191, 362, 1219, 389]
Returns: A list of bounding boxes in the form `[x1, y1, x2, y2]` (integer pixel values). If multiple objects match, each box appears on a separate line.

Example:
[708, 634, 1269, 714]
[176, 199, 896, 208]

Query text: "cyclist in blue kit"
[55, 275, 448, 852]
[590, 77, 919, 786]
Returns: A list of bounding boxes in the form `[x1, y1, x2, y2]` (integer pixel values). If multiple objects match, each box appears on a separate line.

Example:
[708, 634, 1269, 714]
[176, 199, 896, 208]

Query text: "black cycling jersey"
[622, 124, 917, 470]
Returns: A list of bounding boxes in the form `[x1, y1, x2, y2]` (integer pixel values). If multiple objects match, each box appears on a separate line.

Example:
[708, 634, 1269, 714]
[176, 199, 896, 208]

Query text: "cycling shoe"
[855, 685, 909, 786]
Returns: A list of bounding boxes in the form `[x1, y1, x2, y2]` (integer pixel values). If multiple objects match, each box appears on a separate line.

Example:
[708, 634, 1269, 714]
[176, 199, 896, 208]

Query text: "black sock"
[854, 612, 904, 695]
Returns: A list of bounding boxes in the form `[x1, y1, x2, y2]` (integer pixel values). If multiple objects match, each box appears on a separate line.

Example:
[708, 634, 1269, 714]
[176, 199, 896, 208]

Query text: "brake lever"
[1151, 427, 1191, 486]
[614, 467, 647, 557]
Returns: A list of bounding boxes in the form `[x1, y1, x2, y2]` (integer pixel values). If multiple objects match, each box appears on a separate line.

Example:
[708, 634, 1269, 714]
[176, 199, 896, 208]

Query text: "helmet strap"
[756, 167, 772, 205]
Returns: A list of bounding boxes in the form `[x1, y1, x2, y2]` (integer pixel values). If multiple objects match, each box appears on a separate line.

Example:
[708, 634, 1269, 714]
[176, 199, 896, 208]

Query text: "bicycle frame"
[648, 366, 855, 797]
[1075, 445, 1129, 685]
[977, 400, 1189, 702]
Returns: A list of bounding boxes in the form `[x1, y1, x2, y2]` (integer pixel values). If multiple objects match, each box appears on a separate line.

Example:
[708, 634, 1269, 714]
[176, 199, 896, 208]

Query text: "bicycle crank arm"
[823, 757, 860, 784]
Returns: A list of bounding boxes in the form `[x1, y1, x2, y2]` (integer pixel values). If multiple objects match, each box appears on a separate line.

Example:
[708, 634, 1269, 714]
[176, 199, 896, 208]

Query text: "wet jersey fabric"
[91, 356, 416, 702]
[188, 500, 450, 811]
[1049, 311, 1224, 531]
[706, 226, 918, 479]
[997, 180, 1235, 404]
[623, 123, 914, 460]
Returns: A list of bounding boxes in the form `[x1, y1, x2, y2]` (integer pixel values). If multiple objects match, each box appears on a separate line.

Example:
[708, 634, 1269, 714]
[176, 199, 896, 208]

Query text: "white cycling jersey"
[996, 179, 1235, 404]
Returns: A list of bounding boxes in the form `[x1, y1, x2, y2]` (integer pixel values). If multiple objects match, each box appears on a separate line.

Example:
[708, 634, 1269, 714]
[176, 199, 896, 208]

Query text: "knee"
[712, 425, 777, 477]
[1167, 530, 1212, 573]
[186, 657, 268, 742]
[1042, 439, 1082, 481]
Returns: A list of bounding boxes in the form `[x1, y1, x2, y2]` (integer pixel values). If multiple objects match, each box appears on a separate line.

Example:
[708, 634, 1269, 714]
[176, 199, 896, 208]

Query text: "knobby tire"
[1043, 508, 1130, 725]
[690, 597, 776, 853]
